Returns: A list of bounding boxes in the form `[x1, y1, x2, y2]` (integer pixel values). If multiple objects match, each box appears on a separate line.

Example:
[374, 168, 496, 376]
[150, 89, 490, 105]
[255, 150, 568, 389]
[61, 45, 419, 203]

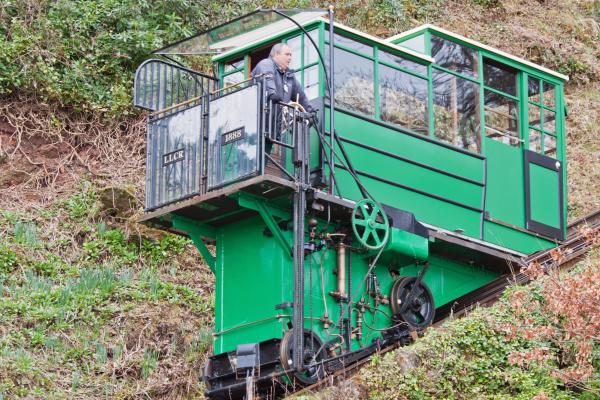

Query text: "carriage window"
[223, 71, 244, 88]
[378, 50, 427, 75]
[527, 76, 558, 157]
[333, 47, 375, 115]
[305, 30, 318, 65]
[483, 59, 517, 97]
[224, 58, 244, 73]
[529, 129, 541, 152]
[379, 64, 428, 134]
[543, 109, 556, 134]
[432, 69, 481, 152]
[333, 33, 373, 55]
[543, 81, 555, 109]
[398, 34, 425, 54]
[285, 29, 320, 100]
[528, 103, 541, 128]
[544, 134, 557, 157]
[528, 77, 541, 103]
[287, 35, 302, 71]
[484, 90, 520, 146]
[431, 35, 478, 78]
[304, 65, 319, 100]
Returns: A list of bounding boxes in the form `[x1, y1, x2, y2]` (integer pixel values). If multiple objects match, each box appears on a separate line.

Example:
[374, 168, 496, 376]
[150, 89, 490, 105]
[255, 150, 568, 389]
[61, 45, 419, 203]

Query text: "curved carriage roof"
[152, 9, 434, 65]
[387, 24, 569, 82]
[152, 9, 326, 56]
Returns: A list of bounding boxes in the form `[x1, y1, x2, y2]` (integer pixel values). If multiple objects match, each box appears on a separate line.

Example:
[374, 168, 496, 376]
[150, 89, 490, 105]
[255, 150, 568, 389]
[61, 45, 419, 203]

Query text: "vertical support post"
[328, 6, 335, 195]
[292, 117, 310, 373]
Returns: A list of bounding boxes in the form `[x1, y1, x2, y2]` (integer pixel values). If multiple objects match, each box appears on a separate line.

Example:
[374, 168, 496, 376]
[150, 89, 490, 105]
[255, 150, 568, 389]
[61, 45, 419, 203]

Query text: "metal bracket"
[170, 215, 216, 272]
[235, 193, 293, 257]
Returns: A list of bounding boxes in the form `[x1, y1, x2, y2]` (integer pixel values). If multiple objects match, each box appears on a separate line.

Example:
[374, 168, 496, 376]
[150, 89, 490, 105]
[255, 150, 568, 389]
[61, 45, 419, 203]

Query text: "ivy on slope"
[0, 0, 257, 116]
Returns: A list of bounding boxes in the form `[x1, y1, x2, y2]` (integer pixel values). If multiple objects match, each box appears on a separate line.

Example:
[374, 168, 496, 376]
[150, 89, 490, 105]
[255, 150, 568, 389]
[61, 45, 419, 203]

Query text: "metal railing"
[134, 59, 217, 112]
[143, 75, 313, 211]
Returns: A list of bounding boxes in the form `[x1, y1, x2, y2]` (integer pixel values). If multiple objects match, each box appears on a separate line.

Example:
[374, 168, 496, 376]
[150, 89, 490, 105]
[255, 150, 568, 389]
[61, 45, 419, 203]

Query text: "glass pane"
[333, 33, 373, 55]
[432, 69, 481, 152]
[287, 35, 302, 71]
[378, 50, 427, 75]
[223, 71, 244, 88]
[305, 30, 318, 65]
[157, 10, 326, 56]
[333, 48, 375, 115]
[398, 34, 425, 54]
[543, 81, 556, 109]
[483, 59, 517, 96]
[146, 104, 203, 209]
[304, 65, 319, 100]
[543, 109, 556, 134]
[484, 90, 520, 147]
[379, 64, 428, 134]
[224, 58, 244, 73]
[208, 85, 259, 189]
[544, 134, 557, 157]
[529, 129, 541, 153]
[528, 76, 541, 104]
[431, 35, 478, 77]
[528, 104, 541, 128]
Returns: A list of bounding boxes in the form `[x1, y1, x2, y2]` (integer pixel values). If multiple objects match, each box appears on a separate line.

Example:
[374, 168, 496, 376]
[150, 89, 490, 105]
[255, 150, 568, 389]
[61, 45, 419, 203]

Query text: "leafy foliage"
[0, 0, 253, 115]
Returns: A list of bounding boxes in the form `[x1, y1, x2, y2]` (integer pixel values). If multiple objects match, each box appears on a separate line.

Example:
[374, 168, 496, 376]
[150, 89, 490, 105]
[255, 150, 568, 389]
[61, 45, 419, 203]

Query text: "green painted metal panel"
[338, 139, 483, 209]
[327, 109, 485, 182]
[398, 254, 498, 307]
[484, 220, 555, 254]
[529, 163, 560, 228]
[209, 210, 502, 355]
[215, 216, 291, 354]
[484, 138, 525, 227]
[334, 168, 481, 238]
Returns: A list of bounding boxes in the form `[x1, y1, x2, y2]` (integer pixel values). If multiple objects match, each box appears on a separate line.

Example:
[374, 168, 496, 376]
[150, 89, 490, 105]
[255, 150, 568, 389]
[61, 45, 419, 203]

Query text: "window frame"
[525, 74, 559, 158]
[325, 28, 431, 135]
[481, 56, 522, 148]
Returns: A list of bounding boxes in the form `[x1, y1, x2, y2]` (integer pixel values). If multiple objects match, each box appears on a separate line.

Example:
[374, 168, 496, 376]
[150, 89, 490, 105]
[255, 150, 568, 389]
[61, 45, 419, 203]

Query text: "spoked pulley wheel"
[351, 198, 390, 250]
[280, 330, 326, 387]
[390, 277, 435, 329]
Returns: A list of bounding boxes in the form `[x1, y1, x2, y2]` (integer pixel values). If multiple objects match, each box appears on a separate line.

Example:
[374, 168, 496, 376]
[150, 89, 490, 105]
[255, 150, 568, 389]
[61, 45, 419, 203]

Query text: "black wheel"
[390, 277, 435, 329]
[280, 330, 326, 387]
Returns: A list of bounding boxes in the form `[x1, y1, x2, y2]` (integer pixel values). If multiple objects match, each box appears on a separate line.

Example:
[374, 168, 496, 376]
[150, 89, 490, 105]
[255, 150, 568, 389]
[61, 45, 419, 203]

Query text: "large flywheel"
[351, 199, 390, 250]
[280, 330, 326, 387]
[390, 276, 435, 329]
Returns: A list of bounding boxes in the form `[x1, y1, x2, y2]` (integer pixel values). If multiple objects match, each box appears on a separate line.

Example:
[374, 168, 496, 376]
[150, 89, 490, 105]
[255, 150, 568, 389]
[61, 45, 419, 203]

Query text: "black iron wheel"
[280, 329, 326, 386]
[390, 276, 435, 329]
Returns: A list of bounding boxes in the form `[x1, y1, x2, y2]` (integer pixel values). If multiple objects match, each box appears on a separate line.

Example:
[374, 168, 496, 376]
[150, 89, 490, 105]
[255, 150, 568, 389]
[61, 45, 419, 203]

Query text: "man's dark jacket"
[251, 58, 313, 112]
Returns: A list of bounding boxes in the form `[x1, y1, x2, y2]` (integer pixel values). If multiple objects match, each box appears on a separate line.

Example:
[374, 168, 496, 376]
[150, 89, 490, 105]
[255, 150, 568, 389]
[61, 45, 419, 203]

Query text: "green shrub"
[0, 0, 256, 116]
[0, 246, 17, 274]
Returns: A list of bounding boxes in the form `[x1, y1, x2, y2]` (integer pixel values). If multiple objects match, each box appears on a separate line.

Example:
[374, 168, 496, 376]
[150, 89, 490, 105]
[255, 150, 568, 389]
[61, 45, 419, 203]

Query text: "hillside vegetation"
[0, 0, 598, 399]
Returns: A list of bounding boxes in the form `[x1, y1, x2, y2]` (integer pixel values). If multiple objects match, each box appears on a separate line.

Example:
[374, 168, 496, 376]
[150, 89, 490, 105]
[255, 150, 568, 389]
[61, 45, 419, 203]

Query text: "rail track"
[287, 209, 600, 398]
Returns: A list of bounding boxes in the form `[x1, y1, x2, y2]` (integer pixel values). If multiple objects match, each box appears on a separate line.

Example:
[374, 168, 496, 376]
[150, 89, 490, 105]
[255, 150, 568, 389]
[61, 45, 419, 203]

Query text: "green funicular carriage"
[133, 9, 568, 399]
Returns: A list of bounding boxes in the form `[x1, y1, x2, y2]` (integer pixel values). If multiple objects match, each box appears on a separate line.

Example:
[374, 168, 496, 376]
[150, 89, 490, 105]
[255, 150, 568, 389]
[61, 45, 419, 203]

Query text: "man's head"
[270, 43, 292, 71]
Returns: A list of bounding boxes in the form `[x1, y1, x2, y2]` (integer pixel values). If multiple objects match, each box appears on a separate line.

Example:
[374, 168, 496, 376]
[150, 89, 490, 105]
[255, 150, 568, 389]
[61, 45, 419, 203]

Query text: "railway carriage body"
[134, 10, 568, 399]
